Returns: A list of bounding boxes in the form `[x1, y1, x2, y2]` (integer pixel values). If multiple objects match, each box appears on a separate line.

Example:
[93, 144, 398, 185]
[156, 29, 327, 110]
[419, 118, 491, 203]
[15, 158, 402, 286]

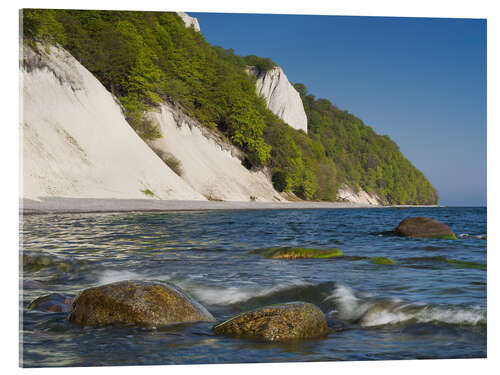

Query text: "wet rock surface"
[27, 293, 74, 313]
[394, 217, 456, 239]
[250, 247, 343, 259]
[67, 280, 215, 326]
[213, 301, 328, 341]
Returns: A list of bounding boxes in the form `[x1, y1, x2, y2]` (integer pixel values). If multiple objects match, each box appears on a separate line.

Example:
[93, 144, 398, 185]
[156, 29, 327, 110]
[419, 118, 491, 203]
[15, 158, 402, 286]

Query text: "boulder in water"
[250, 247, 343, 259]
[394, 217, 456, 239]
[213, 301, 328, 341]
[27, 293, 74, 313]
[67, 280, 215, 326]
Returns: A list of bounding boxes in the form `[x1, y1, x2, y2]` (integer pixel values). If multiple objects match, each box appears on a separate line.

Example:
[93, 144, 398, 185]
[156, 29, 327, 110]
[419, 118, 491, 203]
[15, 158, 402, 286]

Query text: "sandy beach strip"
[20, 197, 386, 214]
[20, 197, 441, 215]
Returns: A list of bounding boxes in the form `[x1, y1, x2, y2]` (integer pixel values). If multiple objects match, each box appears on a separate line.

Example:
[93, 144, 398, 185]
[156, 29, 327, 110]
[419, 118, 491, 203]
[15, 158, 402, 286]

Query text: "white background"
[2, 0, 497, 374]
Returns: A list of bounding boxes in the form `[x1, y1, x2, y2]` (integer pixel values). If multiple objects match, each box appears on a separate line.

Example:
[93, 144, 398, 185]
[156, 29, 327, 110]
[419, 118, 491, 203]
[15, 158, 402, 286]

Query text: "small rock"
[27, 293, 74, 313]
[394, 217, 456, 239]
[67, 280, 215, 326]
[369, 257, 395, 265]
[250, 247, 343, 259]
[213, 301, 328, 341]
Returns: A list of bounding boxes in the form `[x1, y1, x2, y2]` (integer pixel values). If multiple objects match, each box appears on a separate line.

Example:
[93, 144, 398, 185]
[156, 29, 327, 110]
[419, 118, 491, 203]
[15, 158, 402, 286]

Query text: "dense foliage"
[295, 84, 438, 204]
[22, 9, 438, 204]
[22, 9, 271, 165]
[243, 55, 276, 73]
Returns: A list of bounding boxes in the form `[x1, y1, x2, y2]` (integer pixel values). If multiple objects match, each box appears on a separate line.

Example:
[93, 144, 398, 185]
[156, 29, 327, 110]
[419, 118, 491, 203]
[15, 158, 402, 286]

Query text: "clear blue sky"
[191, 12, 486, 206]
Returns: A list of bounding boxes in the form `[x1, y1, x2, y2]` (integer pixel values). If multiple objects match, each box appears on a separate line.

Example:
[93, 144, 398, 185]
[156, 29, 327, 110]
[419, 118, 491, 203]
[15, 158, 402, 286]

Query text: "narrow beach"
[20, 197, 441, 215]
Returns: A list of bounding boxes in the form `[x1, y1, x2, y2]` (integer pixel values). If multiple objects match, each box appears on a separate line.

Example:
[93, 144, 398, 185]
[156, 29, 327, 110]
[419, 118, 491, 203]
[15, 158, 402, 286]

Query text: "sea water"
[20, 207, 486, 367]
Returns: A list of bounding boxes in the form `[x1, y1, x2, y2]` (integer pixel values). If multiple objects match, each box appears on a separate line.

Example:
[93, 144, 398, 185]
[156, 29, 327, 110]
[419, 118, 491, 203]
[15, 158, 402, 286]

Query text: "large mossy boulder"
[27, 293, 74, 313]
[250, 247, 343, 259]
[394, 217, 456, 239]
[67, 280, 215, 326]
[213, 301, 328, 341]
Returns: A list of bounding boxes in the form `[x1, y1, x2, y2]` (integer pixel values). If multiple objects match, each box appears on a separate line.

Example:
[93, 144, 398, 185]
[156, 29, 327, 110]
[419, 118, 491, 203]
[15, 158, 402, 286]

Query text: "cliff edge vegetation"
[22, 9, 438, 204]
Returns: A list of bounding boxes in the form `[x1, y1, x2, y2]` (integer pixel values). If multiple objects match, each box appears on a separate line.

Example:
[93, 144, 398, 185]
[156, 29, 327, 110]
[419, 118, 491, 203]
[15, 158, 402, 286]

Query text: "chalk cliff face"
[336, 184, 382, 205]
[148, 103, 284, 202]
[177, 12, 201, 32]
[247, 66, 308, 133]
[21, 43, 206, 201]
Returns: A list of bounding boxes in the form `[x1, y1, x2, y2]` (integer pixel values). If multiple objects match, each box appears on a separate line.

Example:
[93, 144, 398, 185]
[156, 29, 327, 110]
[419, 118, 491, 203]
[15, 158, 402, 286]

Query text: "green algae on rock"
[22, 253, 87, 273]
[445, 258, 486, 270]
[213, 301, 328, 341]
[250, 247, 343, 259]
[369, 257, 395, 265]
[394, 217, 456, 239]
[67, 280, 215, 327]
[402, 256, 486, 270]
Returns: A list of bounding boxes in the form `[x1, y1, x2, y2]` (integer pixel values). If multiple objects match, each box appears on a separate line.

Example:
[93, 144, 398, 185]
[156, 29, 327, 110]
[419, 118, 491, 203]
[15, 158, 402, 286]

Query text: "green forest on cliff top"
[22, 9, 438, 204]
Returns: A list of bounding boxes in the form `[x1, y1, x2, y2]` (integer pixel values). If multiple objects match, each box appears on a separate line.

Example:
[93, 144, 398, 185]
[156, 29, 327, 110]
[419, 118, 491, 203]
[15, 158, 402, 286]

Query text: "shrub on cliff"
[271, 170, 288, 192]
[243, 55, 276, 73]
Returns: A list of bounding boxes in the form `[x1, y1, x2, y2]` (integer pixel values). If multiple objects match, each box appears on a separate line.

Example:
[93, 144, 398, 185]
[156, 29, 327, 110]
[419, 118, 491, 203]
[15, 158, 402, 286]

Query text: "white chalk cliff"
[336, 184, 382, 205]
[177, 12, 201, 32]
[20, 42, 283, 202]
[21, 43, 206, 201]
[148, 103, 284, 202]
[247, 66, 308, 133]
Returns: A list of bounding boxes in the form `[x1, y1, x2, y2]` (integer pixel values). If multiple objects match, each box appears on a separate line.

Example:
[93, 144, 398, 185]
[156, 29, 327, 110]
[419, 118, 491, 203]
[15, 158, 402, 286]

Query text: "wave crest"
[326, 284, 486, 327]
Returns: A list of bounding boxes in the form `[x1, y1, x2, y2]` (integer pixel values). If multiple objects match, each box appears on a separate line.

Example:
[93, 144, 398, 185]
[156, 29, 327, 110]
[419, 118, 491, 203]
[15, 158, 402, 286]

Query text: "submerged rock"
[213, 301, 328, 341]
[445, 258, 486, 270]
[67, 280, 215, 327]
[394, 217, 456, 239]
[369, 257, 395, 265]
[27, 293, 74, 313]
[22, 254, 76, 273]
[250, 247, 343, 259]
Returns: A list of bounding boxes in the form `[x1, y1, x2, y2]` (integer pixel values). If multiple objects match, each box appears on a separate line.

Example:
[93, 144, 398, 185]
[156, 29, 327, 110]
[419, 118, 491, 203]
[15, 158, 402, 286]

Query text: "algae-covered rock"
[27, 293, 74, 313]
[68, 280, 215, 327]
[369, 257, 395, 265]
[213, 301, 328, 341]
[445, 258, 486, 270]
[22, 254, 81, 273]
[394, 217, 456, 239]
[250, 247, 343, 259]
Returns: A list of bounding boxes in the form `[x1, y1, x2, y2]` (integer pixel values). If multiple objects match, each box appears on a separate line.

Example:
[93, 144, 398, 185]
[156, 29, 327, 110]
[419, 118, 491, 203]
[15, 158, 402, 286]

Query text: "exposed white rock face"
[21, 43, 206, 201]
[177, 12, 201, 32]
[148, 103, 285, 202]
[248, 66, 308, 133]
[337, 184, 382, 205]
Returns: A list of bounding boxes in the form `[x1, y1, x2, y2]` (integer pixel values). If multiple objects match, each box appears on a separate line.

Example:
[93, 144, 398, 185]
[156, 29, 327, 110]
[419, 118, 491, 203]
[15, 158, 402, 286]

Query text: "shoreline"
[20, 197, 440, 215]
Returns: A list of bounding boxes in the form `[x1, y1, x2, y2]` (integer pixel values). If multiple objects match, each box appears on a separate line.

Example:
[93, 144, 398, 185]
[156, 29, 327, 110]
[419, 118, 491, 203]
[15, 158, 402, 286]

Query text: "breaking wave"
[92, 270, 486, 328]
[458, 233, 487, 240]
[326, 284, 486, 327]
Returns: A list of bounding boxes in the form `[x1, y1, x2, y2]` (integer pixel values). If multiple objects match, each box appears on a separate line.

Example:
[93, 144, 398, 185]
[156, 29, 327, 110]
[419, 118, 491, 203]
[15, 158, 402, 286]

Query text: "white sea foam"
[96, 270, 145, 285]
[95, 270, 311, 306]
[173, 279, 312, 306]
[458, 233, 487, 239]
[326, 284, 486, 327]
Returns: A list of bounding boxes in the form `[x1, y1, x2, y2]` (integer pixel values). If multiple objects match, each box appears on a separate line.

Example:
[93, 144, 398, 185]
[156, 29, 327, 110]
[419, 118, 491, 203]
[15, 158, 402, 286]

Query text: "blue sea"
[20, 207, 486, 367]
